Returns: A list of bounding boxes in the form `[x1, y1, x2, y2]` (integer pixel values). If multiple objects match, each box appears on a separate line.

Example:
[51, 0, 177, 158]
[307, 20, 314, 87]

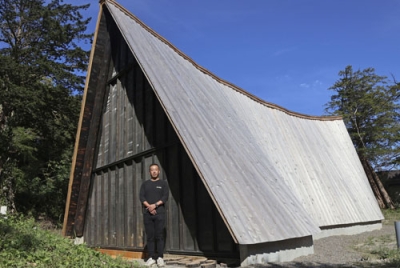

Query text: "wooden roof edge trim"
[106, 0, 341, 122]
[62, 1, 105, 237]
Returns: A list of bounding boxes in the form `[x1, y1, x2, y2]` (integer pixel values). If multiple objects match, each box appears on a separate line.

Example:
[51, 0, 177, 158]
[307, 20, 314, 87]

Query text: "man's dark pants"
[144, 213, 165, 259]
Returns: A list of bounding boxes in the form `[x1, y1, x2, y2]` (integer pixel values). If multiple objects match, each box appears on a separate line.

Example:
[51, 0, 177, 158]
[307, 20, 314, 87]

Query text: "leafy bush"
[0, 216, 137, 267]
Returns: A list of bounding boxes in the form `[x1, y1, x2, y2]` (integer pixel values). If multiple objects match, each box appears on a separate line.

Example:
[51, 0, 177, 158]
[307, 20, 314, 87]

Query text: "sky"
[74, 0, 400, 116]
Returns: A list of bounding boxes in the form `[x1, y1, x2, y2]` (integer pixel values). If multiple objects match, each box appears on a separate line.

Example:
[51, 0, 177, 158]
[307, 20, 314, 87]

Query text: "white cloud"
[300, 83, 309, 88]
[275, 74, 292, 82]
[300, 80, 323, 90]
[313, 80, 322, 86]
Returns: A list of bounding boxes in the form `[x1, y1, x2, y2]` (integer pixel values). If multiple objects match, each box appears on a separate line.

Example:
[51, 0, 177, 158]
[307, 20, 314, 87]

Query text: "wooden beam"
[62, 1, 107, 237]
[73, 15, 112, 237]
[96, 249, 146, 260]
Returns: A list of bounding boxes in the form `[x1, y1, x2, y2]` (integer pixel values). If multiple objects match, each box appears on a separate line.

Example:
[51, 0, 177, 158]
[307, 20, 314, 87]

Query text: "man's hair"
[149, 163, 160, 170]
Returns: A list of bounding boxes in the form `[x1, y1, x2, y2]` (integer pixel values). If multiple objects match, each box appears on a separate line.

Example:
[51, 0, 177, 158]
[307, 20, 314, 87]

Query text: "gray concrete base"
[0, 206, 7, 215]
[313, 221, 382, 240]
[239, 236, 313, 266]
[74, 236, 85, 245]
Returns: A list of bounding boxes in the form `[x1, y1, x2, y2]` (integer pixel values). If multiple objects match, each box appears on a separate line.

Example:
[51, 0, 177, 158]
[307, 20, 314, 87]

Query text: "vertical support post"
[395, 221, 400, 249]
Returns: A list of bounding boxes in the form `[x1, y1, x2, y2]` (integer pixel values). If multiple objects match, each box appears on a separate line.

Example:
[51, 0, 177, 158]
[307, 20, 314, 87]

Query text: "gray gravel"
[254, 223, 397, 267]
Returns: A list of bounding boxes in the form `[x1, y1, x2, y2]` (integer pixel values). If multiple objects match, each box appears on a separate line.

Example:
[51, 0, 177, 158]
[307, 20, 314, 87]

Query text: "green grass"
[0, 215, 138, 268]
[350, 209, 400, 267]
[382, 208, 400, 225]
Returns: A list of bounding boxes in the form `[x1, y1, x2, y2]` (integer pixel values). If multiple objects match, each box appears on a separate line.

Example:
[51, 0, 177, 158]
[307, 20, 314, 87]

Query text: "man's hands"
[144, 201, 162, 215]
[147, 203, 157, 215]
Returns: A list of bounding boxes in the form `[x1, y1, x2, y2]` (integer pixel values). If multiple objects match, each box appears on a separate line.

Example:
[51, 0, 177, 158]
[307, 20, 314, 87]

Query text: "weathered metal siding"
[105, 1, 383, 245]
[83, 12, 238, 257]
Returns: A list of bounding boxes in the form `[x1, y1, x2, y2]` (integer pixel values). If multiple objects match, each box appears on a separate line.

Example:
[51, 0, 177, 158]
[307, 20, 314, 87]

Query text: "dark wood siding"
[65, 9, 112, 236]
[83, 10, 238, 258]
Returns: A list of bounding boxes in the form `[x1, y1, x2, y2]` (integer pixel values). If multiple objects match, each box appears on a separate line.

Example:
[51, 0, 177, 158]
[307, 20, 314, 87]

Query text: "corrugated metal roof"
[105, 1, 383, 244]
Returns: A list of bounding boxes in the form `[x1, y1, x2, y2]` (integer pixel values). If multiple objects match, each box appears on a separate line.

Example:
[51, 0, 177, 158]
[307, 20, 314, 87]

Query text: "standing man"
[140, 163, 169, 267]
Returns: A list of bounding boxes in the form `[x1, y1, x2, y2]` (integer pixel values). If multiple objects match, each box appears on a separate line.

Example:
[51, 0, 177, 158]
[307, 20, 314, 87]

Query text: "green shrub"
[382, 208, 400, 224]
[0, 215, 137, 267]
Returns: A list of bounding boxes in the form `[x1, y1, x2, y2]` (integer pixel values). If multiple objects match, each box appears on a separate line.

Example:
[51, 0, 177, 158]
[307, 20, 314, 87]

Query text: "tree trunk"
[0, 157, 17, 213]
[360, 158, 385, 208]
[360, 157, 395, 209]
[6, 176, 17, 213]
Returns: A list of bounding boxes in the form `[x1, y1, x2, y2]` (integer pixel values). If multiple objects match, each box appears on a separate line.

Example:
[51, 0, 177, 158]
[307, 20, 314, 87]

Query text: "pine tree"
[325, 65, 400, 208]
[0, 0, 92, 220]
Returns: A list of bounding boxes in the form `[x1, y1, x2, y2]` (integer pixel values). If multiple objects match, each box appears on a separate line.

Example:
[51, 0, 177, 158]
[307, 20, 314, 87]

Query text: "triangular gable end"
[63, 2, 240, 258]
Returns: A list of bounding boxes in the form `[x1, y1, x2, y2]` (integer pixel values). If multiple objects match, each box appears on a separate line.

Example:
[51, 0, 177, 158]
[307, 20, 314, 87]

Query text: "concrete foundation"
[0, 206, 7, 215]
[239, 235, 314, 266]
[239, 221, 382, 266]
[314, 221, 382, 240]
[74, 236, 84, 245]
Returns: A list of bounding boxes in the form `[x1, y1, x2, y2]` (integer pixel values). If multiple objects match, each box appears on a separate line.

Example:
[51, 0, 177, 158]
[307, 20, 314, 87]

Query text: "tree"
[0, 0, 91, 220]
[325, 65, 400, 209]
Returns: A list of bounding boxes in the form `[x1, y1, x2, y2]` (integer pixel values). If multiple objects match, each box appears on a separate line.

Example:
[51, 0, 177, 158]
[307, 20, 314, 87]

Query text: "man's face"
[149, 165, 160, 179]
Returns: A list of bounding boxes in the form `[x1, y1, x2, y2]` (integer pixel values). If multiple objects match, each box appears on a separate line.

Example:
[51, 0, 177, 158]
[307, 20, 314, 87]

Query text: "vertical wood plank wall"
[83, 13, 238, 258]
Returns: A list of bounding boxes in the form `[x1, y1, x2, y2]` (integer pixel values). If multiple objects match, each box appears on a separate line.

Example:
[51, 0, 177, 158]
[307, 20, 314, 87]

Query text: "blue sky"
[76, 0, 399, 116]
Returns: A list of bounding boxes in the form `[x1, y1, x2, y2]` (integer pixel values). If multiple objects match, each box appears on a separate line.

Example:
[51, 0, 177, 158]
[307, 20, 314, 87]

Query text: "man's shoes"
[145, 258, 156, 266]
[157, 257, 165, 267]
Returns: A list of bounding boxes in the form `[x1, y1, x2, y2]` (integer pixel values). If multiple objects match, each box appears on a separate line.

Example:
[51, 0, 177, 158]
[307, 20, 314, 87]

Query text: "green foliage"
[11, 127, 38, 162]
[352, 218, 400, 267]
[0, 215, 136, 267]
[381, 208, 400, 224]
[0, 0, 91, 221]
[0, 0, 91, 91]
[325, 65, 400, 170]
[16, 149, 74, 223]
[370, 247, 400, 261]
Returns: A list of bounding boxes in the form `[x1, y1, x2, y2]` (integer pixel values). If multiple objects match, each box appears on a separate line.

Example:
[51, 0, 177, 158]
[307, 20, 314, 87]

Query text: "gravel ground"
[255, 223, 397, 267]
[136, 223, 398, 268]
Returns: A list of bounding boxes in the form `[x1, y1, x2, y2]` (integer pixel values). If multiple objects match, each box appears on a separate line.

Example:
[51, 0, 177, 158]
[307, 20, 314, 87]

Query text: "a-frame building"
[63, 0, 383, 265]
